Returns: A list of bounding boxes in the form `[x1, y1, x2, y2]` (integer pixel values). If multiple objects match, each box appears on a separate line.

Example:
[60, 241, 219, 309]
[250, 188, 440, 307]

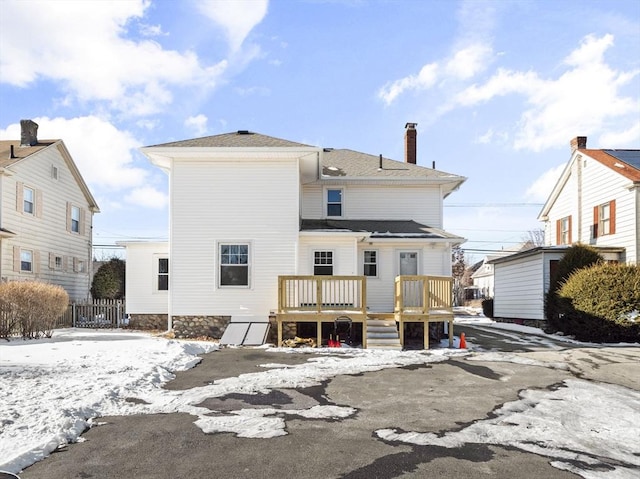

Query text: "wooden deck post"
[424, 321, 429, 350]
[277, 320, 283, 347]
[317, 320, 322, 348]
[448, 319, 454, 348]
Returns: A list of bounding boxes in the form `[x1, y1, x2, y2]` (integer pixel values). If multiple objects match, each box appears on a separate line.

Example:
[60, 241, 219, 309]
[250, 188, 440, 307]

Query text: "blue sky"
[1, 0, 639, 262]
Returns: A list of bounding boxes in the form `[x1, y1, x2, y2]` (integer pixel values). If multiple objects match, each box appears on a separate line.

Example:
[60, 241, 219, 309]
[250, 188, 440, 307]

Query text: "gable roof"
[538, 146, 640, 220]
[147, 131, 312, 148]
[300, 219, 465, 241]
[0, 139, 100, 213]
[142, 130, 466, 193]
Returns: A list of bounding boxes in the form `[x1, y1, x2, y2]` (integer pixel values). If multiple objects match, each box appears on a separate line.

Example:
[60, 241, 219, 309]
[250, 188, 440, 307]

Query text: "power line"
[444, 203, 543, 207]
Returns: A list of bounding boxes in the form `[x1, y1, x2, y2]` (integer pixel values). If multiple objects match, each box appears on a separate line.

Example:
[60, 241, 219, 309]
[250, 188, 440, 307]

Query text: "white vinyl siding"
[493, 255, 546, 321]
[2, 142, 93, 301]
[169, 158, 300, 316]
[122, 243, 169, 315]
[545, 154, 638, 264]
[302, 184, 443, 227]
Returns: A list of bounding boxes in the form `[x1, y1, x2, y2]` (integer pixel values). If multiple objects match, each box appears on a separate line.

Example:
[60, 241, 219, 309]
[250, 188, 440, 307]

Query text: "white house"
[491, 137, 639, 323]
[0, 120, 100, 301]
[124, 124, 467, 348]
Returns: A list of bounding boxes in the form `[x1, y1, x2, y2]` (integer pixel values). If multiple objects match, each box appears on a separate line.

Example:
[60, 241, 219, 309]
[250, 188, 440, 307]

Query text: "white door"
[399, 251, 418, 275]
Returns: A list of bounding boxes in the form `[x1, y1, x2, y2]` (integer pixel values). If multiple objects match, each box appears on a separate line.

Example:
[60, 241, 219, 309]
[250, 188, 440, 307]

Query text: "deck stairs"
[365, 318, 402, 350]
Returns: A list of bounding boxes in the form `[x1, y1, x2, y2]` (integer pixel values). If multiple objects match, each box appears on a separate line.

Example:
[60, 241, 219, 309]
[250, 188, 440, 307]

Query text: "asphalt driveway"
[18, 325, 639, 479]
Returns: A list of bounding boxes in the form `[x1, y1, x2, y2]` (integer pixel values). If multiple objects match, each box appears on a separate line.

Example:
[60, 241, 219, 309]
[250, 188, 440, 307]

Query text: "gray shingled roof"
[147, 131, 313, 148]
[321, 148, 460, 179]
[300, 219, 464, 240]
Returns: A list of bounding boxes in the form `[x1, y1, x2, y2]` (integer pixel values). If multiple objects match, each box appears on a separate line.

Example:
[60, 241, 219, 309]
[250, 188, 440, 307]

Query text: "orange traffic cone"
[459, 332, 467, 349]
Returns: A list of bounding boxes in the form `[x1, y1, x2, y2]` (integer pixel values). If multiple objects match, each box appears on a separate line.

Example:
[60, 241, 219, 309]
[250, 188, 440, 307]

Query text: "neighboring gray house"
[491, 136, 638, 322]
[0, 120, 100, 301]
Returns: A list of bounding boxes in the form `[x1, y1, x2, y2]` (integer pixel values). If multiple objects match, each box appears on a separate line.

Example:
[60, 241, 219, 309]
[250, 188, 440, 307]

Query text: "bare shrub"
[0, 281, 69, 339]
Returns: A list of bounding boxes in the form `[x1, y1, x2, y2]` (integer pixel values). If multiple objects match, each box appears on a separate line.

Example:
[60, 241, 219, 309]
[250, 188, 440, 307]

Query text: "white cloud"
[598, 120, 640, 148]
[445, 44, 493, 80]
[196, 0, 269, 53]
[0, 116, 147, 193]
[378, 63, 439, 105]
[0, 0, 227, 116]
[184, 114, 209, 136]
[453, 34, 639, 152]
[525, 164, 566, 202]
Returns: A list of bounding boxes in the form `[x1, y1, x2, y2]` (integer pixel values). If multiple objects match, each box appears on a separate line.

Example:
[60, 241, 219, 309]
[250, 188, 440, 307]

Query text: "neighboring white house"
[470, 242, 535, 299]
[0, 120, 100, 301]
[491, 137, 639, 323]
[123, 124, 467, 343]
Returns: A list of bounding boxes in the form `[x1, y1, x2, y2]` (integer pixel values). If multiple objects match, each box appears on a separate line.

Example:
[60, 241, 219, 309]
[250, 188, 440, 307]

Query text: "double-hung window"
[363, 250, 378, 277]
[327, 189, 343, 217]
[219, 244, 249, 287]
[23, 187, 34, 214]
[21, 250, 33, 272]
[314, 251, 333, 275]
[71, 206, 80, 233]
[157, 258, 169, 291]
[556, 216, 571, 245]
[594, 201, 616, 238]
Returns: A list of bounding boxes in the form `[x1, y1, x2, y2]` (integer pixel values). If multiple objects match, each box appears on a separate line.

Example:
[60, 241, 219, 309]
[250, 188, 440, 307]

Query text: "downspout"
[576, 154, 583, 243]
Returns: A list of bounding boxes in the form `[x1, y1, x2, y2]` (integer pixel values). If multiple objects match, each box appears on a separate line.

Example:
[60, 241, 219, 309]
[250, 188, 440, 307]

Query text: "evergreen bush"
[91, 258, 125, 299]
[545, 244, 603, 330]
[0, 281, 68, 339]
[481, 298, 494, 318]
[557, 263, 640, 343]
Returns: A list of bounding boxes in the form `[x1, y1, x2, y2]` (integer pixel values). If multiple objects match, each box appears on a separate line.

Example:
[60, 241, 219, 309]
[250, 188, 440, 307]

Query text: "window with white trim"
[71, 206, 80, 233]
[23, 187, 34, 214]
[314, 251, 333, 275]
[327, 189, 343, 217]
[157, 258, 169, 291]
[219, 244, 249, 287]
[21, 250, 33, 272]
[363, 250, 378, 277]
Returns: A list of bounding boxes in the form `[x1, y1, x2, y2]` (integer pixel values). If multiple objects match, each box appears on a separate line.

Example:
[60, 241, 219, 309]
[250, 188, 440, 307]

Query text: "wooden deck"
[276, 275, 454, 349]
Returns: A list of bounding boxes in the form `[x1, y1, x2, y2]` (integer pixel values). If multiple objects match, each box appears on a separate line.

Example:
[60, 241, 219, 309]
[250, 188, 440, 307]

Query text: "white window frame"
[363, 249, 378, 278]
[71, 206, 80, 233]
[326, 188, 343, 217]
[313, 250, 334, 276]
[560, 216, 570, 245]
[156, 256, 169, 292]
[55, 255, 63, 270]
[23, 186, 34, 215]
[218, 242, 251, 288]
[599, 203, 611, 236]
[21, 250, 33, 273]
[51, 165, 59, 180]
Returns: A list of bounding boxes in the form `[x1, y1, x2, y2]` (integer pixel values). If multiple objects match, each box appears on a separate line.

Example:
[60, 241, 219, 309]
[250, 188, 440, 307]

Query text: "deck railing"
[394, 275, 453, 314]
[278, 275, 366, 314]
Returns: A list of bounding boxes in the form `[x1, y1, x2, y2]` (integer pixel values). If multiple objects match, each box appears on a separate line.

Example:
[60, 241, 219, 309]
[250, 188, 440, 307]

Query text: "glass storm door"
[399, 252, 418, 276]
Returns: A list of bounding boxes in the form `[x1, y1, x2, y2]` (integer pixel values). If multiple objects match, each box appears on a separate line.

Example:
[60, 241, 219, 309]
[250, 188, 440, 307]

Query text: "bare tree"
[451, 246, 466, 306]
[523, 229, 545, 247]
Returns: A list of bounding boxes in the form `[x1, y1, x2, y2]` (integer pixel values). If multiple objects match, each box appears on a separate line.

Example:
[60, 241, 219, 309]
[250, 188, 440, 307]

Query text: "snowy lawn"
[1, 328, 639, 479]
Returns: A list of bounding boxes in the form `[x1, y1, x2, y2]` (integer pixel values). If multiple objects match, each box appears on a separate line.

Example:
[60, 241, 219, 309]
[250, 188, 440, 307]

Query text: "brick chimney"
[20, 119, 39, 147]
[570, 136, 587, 152]
[404, 122, 417, 164]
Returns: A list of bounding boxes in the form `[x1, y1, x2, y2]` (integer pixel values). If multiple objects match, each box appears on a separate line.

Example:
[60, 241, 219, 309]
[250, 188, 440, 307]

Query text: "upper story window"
[23, 187, 34, 214]
[327, 189, 343, 217]
[219, 243, 249, 287]
[71, 206, 80, 233]
[314, 251, 333, 275]
[593, 200, 616, 238]
[157, 258, 169, 291]
[363, 250, 378, 277]
[556, 216, 572, 245]
[21, 250, 33, 272]
[51, 165, 59, 180]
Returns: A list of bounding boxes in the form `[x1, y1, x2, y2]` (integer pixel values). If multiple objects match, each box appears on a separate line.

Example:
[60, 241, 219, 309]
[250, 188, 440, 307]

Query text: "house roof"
[538, 146, 640, 220]
[0, 139, 100, 213]
[321, 148, 462, 180]
[300, 219, 465, 241]
[583, 149, 640, 182]
[146, 131, 313, 148]
[0, 140, 58, 167]
[487, 245, 625, 265]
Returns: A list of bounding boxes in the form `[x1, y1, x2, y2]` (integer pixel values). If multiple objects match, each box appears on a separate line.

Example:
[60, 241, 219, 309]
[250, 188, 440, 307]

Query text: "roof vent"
[237, 130, 251, 135]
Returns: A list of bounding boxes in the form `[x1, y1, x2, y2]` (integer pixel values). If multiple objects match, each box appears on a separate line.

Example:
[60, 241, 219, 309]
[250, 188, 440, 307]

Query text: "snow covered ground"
[1, 327, 639, 478]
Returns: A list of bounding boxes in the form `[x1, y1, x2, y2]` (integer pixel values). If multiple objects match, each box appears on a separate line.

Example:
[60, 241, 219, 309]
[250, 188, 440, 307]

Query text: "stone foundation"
[172, 315, 231, 339]
[128, 314, 168, 330]
[494, 317, 547, 329]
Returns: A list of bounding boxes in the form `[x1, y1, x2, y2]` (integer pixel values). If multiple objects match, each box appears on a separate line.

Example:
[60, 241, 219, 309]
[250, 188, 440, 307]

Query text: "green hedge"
[557, 263, 640, 343]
